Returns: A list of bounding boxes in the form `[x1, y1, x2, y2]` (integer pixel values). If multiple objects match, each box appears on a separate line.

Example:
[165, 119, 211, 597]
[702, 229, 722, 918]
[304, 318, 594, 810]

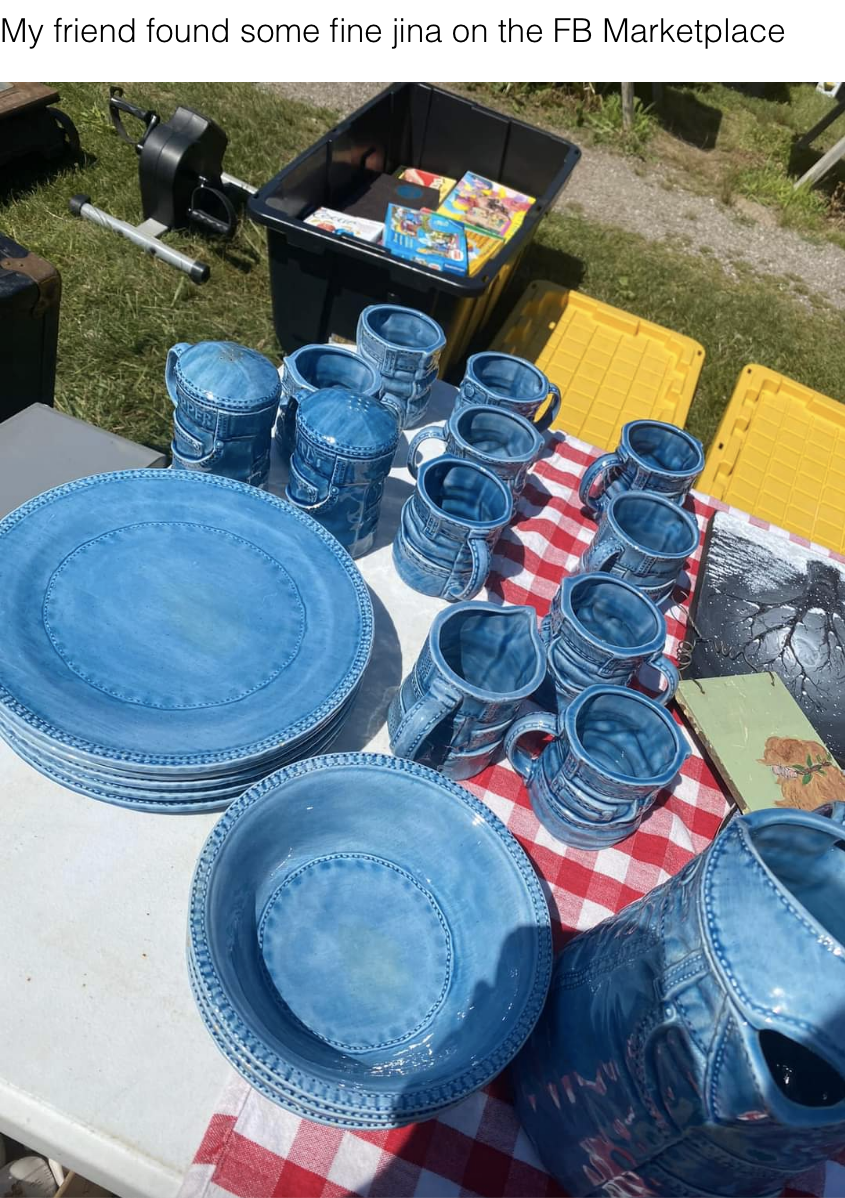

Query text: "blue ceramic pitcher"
[167, 341, 281, 487]
[512, 803, 845, 1196]
[285, 386, 399, 559]
[388, 601, 546, 780]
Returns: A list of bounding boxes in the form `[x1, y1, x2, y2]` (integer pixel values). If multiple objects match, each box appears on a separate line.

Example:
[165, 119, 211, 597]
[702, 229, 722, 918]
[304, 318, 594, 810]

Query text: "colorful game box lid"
[398, 167, 457, 203]
[466, 229, 502, 276]
[439, 171, 535, 240]
[304, 208, 384, 244]
[383, 204, 468, 274]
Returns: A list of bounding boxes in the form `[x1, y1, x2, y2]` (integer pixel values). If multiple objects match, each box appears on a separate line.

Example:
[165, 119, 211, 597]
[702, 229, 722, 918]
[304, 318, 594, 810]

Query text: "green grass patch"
[2, 82, 337, 450]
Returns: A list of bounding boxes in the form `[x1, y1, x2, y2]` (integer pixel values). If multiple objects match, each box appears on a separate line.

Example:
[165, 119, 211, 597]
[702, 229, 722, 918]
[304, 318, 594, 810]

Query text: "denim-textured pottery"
[407, 403, 545, 500]
[285, 386, 399, 558]
[512, 803, 845, 1196]
[357, 304, 446, 429]
[576, 490, 701, 604]
[0, 471, 372, 811]
[388, 603, 546, 780]
[456, 352, 561, 433]
[167, 340, 281, 487]
[276, 343, 381, 460]
[505, 685, 689, 849]
[188, 752, 553, 1127]
[543, 574, 678, 710]
[580, 419, 705, 514]
[393, 456, 513, 601]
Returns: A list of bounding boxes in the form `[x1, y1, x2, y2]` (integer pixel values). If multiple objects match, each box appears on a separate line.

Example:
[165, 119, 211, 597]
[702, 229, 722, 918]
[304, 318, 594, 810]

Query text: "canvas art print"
[683, 512, 845, 763]
[676, 673, 845, 814]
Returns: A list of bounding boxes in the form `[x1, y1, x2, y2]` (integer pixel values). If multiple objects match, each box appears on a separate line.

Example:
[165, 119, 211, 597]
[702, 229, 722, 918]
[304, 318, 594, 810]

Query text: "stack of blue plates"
[188, 752, 552, 1128]
[0, 471, 373, 812]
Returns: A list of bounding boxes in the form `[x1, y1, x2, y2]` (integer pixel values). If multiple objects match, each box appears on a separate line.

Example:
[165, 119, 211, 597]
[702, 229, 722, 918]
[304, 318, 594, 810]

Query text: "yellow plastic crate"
[492, 281, 705, 450]
[699, 365, 845, 553]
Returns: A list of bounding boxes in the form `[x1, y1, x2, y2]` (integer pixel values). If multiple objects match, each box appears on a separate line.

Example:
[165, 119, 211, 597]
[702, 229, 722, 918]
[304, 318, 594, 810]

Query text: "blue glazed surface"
[276, 344, 381, 460]
[576, 489, 700, 603]
[580, 419, 704, 514]
[456, 352, 561, 433]
[188, 752, 552, 1125]
[0, 471, 372, 768]
[506, 685, 689, 848]
[286, 386, 399, 558]
[388, 602, 546, 779]
[357, 305, 446, 430]
[407, 404, 545, 499]
[543, 574, 678, 708]
[393, 456, 513, 601]
[512, 804, 845, 1195]
[167, 341, 281, 487]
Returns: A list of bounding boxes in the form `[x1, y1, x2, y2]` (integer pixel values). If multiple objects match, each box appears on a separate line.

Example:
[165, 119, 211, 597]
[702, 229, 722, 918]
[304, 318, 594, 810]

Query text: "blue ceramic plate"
[189, 753, 552, 1125]
[0, 693, 356, 812]
[0, 472, 372, 769]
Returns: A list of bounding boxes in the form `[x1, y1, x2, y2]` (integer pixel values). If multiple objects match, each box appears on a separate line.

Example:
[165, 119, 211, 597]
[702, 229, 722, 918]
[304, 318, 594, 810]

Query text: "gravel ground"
[267, 81, 845, 310]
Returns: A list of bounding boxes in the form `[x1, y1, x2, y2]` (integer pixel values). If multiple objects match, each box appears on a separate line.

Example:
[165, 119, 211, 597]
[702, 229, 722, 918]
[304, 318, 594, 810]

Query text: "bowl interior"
[199, 760, 547, 1101]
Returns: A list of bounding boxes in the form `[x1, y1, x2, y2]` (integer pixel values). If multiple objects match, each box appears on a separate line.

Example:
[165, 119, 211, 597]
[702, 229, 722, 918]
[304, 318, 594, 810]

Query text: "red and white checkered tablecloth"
[180, 434, 842, 1198]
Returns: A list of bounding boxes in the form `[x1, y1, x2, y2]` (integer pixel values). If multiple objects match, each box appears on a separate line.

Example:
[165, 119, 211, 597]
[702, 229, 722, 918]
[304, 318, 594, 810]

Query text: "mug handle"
[640, 653, 680, 706]
[505, 710, 559, 779]
[165, 342, 191, 407]
[406, 425, 448, 480]
[389, 676, 463, 761]
[447, 535, 491, 602]
[579, 453, 619, 511]
[535, 382, 562, 433]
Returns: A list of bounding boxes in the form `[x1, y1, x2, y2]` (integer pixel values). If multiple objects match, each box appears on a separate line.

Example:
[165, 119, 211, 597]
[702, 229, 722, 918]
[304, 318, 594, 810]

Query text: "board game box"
[383, 205, 468, 274]
[438, 171, 535, 240]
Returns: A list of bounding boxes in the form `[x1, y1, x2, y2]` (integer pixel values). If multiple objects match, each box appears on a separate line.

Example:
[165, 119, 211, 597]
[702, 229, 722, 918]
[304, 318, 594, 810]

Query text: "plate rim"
[0, 470, 373, 766]
[189, 752, 553, 1114]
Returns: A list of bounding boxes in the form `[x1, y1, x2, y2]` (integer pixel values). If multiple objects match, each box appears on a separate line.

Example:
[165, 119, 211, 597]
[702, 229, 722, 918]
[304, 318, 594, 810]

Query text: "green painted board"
[676, 672, 845, 815]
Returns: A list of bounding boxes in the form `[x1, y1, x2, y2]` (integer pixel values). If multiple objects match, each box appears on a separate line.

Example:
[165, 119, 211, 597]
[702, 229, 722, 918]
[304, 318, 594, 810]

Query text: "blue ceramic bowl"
[189, 753, 552, 1124]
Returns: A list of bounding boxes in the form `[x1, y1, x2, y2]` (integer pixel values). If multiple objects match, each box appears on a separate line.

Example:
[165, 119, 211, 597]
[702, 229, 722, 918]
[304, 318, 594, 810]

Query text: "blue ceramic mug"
[512, 803, 845, 1197]
[388, 602, 546, 780]
[393, 456, 513, 602]
[575, 490, 700, 604]
[276, 344, 381, 460]
[167, 340, 281, 487]
[580, 419, 705, 514]
[544, 574, 679, 710]
[505, 685, 690, 849]
[285, 385, 399, 559]
[357, 305, 446, 430]
[456, 352, 561, 433]
[407, 404, 545, 499]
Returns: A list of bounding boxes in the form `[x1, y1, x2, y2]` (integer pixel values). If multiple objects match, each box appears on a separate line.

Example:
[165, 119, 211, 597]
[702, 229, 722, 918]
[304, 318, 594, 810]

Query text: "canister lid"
[297, 386, 399, 457]
[170, 341, 281, 412]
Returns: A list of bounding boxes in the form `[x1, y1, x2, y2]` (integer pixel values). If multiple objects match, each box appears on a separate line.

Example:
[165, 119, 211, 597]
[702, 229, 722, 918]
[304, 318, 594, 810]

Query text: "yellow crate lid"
[699, 364, 845, 553]
[492, 281, 704, 450]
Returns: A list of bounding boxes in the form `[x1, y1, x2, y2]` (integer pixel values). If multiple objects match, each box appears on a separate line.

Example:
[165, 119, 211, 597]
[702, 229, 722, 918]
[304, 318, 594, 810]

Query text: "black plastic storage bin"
[249, 83, 580, 376]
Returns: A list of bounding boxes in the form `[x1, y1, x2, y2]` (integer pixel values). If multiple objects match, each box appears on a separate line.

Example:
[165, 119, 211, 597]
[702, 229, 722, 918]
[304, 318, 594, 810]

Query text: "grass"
[3, 81, 845, 455]
[2, 82, 337, 450]
[467, 82, 845, 245]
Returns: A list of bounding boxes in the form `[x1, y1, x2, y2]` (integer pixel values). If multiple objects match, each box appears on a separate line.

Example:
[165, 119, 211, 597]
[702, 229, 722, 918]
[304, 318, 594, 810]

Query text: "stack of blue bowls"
[0, 471, 372, 812]
[188, 753, 553, 1127]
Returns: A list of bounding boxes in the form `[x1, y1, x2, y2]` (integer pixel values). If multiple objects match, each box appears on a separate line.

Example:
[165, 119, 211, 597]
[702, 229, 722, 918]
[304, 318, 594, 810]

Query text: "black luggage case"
[0, 234, 61, 421]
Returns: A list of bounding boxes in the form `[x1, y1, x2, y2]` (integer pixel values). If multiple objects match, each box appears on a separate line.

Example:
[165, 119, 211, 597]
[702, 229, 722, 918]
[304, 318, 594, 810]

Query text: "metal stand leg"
[797, 99, 845, 148]
[68, 195, 210, 282]
[793, 130, 845, 190]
